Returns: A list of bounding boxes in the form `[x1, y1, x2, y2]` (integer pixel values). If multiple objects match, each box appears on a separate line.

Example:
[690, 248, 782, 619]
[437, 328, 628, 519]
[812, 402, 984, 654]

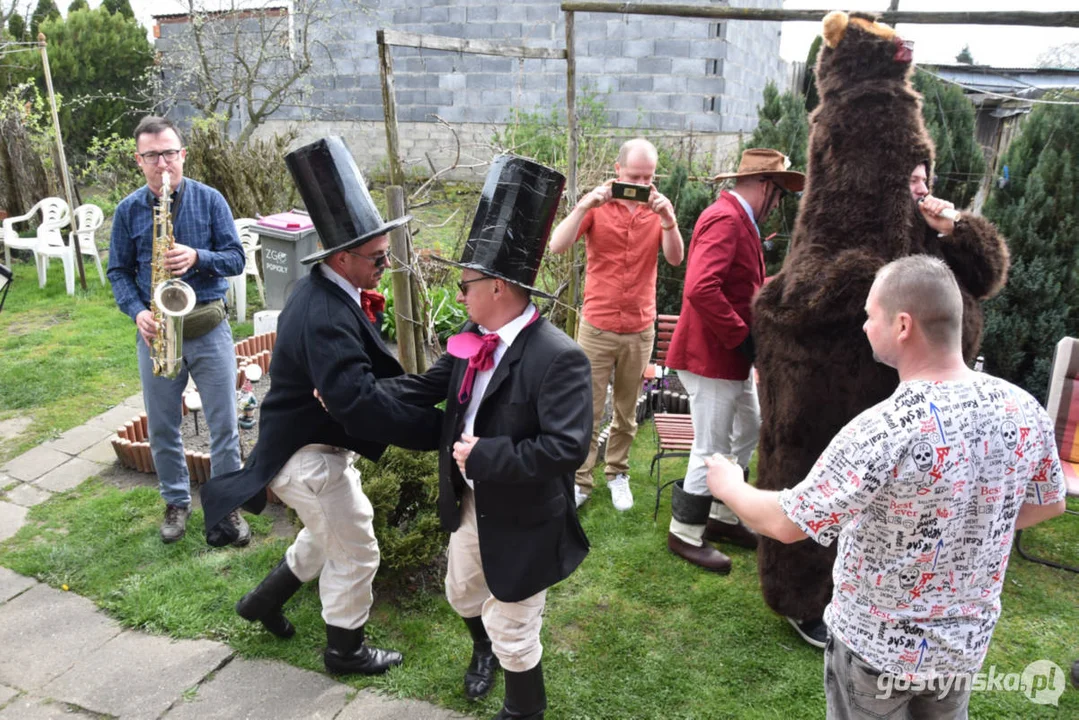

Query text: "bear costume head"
[818, 11, 914, 91]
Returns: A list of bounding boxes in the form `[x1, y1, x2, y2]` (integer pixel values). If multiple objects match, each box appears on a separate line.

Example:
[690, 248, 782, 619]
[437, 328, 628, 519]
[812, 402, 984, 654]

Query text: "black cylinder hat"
[435, 155, 565, 299]
[285, 136, 411, 264]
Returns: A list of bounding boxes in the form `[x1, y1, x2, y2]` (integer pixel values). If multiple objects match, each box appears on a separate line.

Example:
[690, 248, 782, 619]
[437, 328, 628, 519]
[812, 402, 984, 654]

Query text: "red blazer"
[666, 191, 764, 381]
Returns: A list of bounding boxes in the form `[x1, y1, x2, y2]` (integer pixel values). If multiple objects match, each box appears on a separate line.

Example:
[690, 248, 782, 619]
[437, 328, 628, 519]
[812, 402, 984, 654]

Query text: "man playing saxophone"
[108, 115, 249, 545]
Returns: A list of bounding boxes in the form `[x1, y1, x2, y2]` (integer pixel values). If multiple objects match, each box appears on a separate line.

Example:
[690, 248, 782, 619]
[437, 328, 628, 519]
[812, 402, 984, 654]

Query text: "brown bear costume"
[752, 12, 1010, 623]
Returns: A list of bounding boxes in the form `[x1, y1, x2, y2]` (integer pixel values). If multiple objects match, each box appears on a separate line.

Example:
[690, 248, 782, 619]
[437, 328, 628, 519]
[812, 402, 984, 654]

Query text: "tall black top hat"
[285, 136, 411, 264]
[434, 155, 565, 299]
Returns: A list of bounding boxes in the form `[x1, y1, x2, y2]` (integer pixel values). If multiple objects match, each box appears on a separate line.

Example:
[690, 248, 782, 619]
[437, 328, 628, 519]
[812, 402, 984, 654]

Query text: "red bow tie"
[360, 290, 385, 324]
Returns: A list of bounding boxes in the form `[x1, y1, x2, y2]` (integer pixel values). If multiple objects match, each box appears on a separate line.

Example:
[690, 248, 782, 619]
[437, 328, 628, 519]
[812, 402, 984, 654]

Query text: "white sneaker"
[574, 485, 590, 509]
[609, 474, 634, 511]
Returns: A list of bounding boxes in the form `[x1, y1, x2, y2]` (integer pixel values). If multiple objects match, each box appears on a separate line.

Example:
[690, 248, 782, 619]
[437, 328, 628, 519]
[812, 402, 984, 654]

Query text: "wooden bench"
[1015, 336, 1079, 573]
[649, 314, 695, 519]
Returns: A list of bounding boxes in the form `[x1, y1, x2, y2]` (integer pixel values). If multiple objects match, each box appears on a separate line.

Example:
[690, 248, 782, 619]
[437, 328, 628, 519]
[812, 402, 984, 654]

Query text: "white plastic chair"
[69, 204, 105, 285]
[2, 197, 68, 268]
[33, 199, 75, 295]
[227, 218, 264, 321]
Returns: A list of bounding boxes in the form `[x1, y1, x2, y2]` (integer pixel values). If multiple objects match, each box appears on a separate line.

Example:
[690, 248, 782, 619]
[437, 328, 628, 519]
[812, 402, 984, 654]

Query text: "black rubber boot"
[235, 558, 303, 638]
[463, 616, 500, 700]
[493, 662, 546, 719]
[324, 624, 403, 675]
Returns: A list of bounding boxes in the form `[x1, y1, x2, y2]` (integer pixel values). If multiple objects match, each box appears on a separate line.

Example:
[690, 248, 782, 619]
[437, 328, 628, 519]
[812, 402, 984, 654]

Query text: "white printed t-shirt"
[779, 375, 1064, 680]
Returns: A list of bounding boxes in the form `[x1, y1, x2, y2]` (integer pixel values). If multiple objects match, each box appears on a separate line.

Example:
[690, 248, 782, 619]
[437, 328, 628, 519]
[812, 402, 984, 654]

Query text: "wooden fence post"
[386, 186, 418, 373]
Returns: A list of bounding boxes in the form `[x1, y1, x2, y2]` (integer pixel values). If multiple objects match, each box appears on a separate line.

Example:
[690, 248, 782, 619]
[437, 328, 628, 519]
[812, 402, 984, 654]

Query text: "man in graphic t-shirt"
[706, 255, 1066, 718]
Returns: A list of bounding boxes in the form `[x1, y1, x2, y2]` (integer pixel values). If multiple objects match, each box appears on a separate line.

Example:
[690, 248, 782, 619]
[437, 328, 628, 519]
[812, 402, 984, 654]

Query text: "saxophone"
[150, 171, 196, 378]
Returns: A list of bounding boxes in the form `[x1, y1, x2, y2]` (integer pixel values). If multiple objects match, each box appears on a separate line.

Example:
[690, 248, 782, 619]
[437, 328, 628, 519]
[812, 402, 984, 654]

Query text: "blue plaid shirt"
[108, 178, 245, 321]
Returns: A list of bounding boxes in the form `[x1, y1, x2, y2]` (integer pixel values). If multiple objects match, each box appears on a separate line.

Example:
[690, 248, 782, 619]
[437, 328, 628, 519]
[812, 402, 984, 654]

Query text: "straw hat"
[713, 148, 805, 192]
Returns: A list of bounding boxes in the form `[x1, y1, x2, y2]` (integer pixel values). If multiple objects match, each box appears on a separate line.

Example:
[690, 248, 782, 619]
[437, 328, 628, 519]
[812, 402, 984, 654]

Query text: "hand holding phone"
[610, 181, 652, 202]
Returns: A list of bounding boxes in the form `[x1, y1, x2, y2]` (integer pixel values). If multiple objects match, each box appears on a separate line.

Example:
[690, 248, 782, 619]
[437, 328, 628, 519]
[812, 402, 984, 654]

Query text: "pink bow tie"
[449, 331, 502, 405]
[447, 308, 540, 405]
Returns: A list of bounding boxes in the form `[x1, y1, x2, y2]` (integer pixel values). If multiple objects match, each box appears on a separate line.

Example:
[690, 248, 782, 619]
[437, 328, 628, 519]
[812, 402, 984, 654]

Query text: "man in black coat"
[386, 156, 591, 720]
[200, 138, 441, 676]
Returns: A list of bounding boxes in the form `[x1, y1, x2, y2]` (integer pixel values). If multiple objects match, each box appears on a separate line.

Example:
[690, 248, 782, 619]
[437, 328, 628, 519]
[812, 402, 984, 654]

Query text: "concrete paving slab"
[5, 483, 51, 508]
[0, 684, 17, 707]
[0, 475, 16, 492]
[77, 437, 120, 465]
[0, 502, 28, 543]
[0, 568, 35, 604]
[1, 446, 70, 483]
[33, 458, 103, 494]
[0, 697, 99, 719]
[0, 584, 120, 690]
[46, 425, 114, 456]
[162, 658, 349, 720]
[338, 689, 470, 720]
[87, 404, 143, 431]
[43, 630, 233, 720]
[122, 394, 146, 410]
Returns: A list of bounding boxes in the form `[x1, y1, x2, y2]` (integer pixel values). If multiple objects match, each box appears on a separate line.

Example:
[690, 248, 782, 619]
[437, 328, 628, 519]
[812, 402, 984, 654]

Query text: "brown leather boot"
[668, 533, 732, 573]
[668, 480, 732, 573]
[703, 517, 759, 549]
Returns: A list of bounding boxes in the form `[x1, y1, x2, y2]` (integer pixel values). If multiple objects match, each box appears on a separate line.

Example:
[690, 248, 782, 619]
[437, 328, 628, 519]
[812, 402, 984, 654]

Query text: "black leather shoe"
[667, 533, 732, 574]
[236, 558, 302, 639]
[324, 624, 403, 675]
[463, 616, 500, 700]
[703, 517, 759, 549]
[493, 662, 546, 720]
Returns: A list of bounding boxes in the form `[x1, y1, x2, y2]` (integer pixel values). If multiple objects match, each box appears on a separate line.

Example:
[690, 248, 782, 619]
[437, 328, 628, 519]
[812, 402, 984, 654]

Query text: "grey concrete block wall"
[157, 0, 787, 171]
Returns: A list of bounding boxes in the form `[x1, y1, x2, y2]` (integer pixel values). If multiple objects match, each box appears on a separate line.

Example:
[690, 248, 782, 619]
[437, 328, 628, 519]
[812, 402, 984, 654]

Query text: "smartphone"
[610, 182, 651, 202]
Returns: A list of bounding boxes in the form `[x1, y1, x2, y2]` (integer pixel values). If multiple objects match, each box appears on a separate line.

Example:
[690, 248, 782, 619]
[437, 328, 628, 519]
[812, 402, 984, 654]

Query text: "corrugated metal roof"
[926, 63, 1079, 76]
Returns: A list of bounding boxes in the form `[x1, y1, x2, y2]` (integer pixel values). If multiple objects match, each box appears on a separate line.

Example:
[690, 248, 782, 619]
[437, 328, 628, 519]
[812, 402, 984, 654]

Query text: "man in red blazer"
[664, 149, 804, 572]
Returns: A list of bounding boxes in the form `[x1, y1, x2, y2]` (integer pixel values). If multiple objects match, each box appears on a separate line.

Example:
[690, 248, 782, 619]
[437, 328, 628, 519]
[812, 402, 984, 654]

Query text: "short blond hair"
[874, 255, 963, 348]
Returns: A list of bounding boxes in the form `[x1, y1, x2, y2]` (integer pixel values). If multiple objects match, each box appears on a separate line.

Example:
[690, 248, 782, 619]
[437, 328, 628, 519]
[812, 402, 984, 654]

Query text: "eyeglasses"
[457, 276, 492, 295]
[347, 249, 391, 268]
[138, 148, 183, 164]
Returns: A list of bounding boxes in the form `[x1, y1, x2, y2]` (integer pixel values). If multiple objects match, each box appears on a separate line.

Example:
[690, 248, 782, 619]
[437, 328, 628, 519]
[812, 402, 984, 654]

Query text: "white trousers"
[269, 444, 380, 630]
[445, 489, 546, 673]
[677, 369, 760, 496]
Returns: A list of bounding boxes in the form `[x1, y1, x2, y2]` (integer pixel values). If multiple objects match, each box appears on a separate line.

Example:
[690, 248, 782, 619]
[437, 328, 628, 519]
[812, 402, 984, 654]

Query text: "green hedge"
[357, 446, 447, 577]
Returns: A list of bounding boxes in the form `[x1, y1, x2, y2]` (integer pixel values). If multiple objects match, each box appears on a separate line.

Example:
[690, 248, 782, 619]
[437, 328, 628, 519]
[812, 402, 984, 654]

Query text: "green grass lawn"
[0, 256, 257, 464]
[1, 435, 1075, 719]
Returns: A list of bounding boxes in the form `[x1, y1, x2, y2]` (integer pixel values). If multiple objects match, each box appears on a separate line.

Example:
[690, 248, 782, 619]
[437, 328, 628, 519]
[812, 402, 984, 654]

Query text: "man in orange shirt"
[550, 138, 684, 511]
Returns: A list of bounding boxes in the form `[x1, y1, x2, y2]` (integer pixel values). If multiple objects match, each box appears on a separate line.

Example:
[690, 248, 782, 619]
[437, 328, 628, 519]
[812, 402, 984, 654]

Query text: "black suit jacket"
[201, 264, 442, 540]
[386, 314, 592, 603]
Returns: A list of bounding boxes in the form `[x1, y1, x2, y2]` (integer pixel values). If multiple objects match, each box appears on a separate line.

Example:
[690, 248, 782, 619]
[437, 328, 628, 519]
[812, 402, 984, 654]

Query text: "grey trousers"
[824, 635, 970, 720]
